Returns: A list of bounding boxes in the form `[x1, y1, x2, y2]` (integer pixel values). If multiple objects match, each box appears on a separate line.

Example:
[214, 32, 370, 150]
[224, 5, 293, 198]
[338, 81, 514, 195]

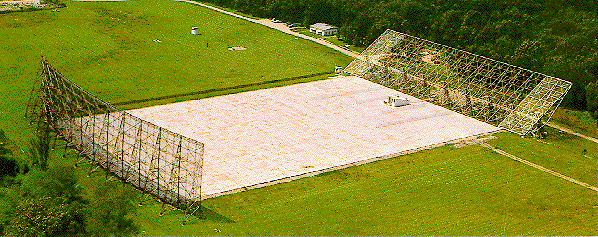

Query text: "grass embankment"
[133, 131, 595, 235]
[550, 108, 597, 138]
[0, 0, 353, 145]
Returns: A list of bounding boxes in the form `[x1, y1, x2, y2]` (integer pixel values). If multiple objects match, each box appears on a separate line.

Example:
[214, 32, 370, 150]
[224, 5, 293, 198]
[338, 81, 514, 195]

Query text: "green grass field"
[551, 108, 597, 138]
[488, 127, 596, 185]
[0, 0, 353, 145]
[0, 0, 596, 235]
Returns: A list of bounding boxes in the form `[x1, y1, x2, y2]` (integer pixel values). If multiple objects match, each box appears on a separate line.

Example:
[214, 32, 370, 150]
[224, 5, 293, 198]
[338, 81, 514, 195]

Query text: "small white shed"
[191, 27, 199, 35]
[309, 23, 338, 36]
[384, 95, 410, 107]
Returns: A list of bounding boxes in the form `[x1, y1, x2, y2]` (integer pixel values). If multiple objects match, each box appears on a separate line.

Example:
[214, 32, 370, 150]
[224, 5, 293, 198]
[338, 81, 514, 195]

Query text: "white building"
[310, 23, 338, 36]
[384, 95, 410, 107]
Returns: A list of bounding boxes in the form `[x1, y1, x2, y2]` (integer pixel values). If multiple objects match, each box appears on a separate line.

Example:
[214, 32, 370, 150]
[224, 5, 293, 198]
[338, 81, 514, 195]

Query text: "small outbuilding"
[191, 27, 199, 35]
[309, 23, 338, 36]
[384, 95, 410, 107]
[228, 46, 246, 51]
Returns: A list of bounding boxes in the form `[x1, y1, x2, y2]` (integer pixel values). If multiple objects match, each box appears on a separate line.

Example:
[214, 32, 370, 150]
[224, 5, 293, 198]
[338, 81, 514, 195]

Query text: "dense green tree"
[0, 155, 139, 235]
[28, 123, 51, 171]
[4, 196, 86, 236]
[586, 82, 598, 119]
[3, 167, 87, 236]
[85, 181, 139, 236]
[0, 130, 18, 179]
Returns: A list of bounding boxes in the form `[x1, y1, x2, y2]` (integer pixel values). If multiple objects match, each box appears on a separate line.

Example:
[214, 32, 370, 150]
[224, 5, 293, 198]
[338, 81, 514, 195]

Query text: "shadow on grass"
[196, 205, 235, 223]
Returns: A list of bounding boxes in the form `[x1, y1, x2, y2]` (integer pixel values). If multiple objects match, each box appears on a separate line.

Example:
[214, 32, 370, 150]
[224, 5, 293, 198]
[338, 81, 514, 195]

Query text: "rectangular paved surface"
[128, 76, 500, 198]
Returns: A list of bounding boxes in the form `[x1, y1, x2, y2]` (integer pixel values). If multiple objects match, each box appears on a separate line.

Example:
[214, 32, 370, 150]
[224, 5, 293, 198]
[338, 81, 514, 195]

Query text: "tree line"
[198, 0, 597, 112]
[0, 128, 139, 236]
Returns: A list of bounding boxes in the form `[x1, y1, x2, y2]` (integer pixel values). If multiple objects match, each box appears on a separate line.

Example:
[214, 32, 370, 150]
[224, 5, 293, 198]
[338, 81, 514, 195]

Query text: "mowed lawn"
[488, 127, 597, 185]
[0, 0, 352, 144]
[131, 131, 595, 236]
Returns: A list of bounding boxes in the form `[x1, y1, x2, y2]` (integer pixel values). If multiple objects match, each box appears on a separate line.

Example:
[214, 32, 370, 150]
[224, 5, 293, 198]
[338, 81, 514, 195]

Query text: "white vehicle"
[384, 95, 410, 107]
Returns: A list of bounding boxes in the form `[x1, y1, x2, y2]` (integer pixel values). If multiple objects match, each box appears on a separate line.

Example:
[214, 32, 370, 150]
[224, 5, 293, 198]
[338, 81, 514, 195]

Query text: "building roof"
[310, 23, 337, 31]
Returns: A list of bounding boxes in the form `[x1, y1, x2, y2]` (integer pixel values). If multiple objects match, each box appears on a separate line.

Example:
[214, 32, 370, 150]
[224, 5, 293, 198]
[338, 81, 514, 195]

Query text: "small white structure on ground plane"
[384, 95, 410, 107]
[228, 46, 246, 51]
[191, 27, 199, 35]
[310, 23, 338, 36]
[335, 66, 343, 75]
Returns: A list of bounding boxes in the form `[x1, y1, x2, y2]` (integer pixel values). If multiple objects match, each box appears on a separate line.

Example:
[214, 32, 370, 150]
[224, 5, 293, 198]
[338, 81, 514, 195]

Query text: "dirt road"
[547, 123, 598, 143]
[177, 0, 361, 59]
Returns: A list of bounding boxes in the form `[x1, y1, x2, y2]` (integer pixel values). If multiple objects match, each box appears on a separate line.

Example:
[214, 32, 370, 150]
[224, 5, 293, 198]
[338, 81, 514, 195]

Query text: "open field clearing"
[0, 0, 352, 145]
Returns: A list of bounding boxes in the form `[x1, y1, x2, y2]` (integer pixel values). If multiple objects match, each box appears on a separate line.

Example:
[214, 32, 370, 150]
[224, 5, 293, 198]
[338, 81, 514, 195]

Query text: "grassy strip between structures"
[113, 71, 333, 107]
[487, 126, 597, 185]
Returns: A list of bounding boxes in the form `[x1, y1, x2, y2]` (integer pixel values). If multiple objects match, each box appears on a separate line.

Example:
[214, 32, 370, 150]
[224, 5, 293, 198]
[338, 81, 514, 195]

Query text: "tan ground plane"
[128, 76, 500, 198]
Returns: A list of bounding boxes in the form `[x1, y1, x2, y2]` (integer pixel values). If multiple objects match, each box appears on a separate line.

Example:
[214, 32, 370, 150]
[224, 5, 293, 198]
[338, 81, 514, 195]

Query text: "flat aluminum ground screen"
[344, 29, 572, 135]
[129, 76, 500, 198]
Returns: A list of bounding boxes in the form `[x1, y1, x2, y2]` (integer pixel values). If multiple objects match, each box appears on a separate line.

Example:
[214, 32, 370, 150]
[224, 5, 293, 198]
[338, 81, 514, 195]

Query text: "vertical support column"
[156, 128, 162, 200]
[198, 143, 204, 216]
[134, 120, 143, 188]
[119, 114, 126, 177]
[105, 111, 110, 179]
[78, 112, 84, 151]
[91, 112, 97, 163]
[175, 136, 183, 207]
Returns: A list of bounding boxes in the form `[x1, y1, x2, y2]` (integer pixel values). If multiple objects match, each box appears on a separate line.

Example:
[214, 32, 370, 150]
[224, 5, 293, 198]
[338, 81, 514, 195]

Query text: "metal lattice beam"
[344, 29, 571, 135]
[27, 57, 204, 215]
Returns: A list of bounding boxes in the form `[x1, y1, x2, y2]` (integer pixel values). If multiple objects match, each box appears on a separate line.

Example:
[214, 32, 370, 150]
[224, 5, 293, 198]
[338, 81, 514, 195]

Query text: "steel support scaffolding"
[27, 57, 204, 215]
[344, 29, 572, 135]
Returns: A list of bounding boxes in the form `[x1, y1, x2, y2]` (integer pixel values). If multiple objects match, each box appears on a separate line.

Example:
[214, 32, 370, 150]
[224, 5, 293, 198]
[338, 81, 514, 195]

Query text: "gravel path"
[481, 142, 598, 192]
[547, 122, 598, 143]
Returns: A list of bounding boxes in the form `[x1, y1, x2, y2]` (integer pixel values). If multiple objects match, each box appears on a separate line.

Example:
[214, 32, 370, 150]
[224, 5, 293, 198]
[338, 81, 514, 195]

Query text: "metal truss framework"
[27, 58, 204, 215]
[344, 29, 572, 135]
